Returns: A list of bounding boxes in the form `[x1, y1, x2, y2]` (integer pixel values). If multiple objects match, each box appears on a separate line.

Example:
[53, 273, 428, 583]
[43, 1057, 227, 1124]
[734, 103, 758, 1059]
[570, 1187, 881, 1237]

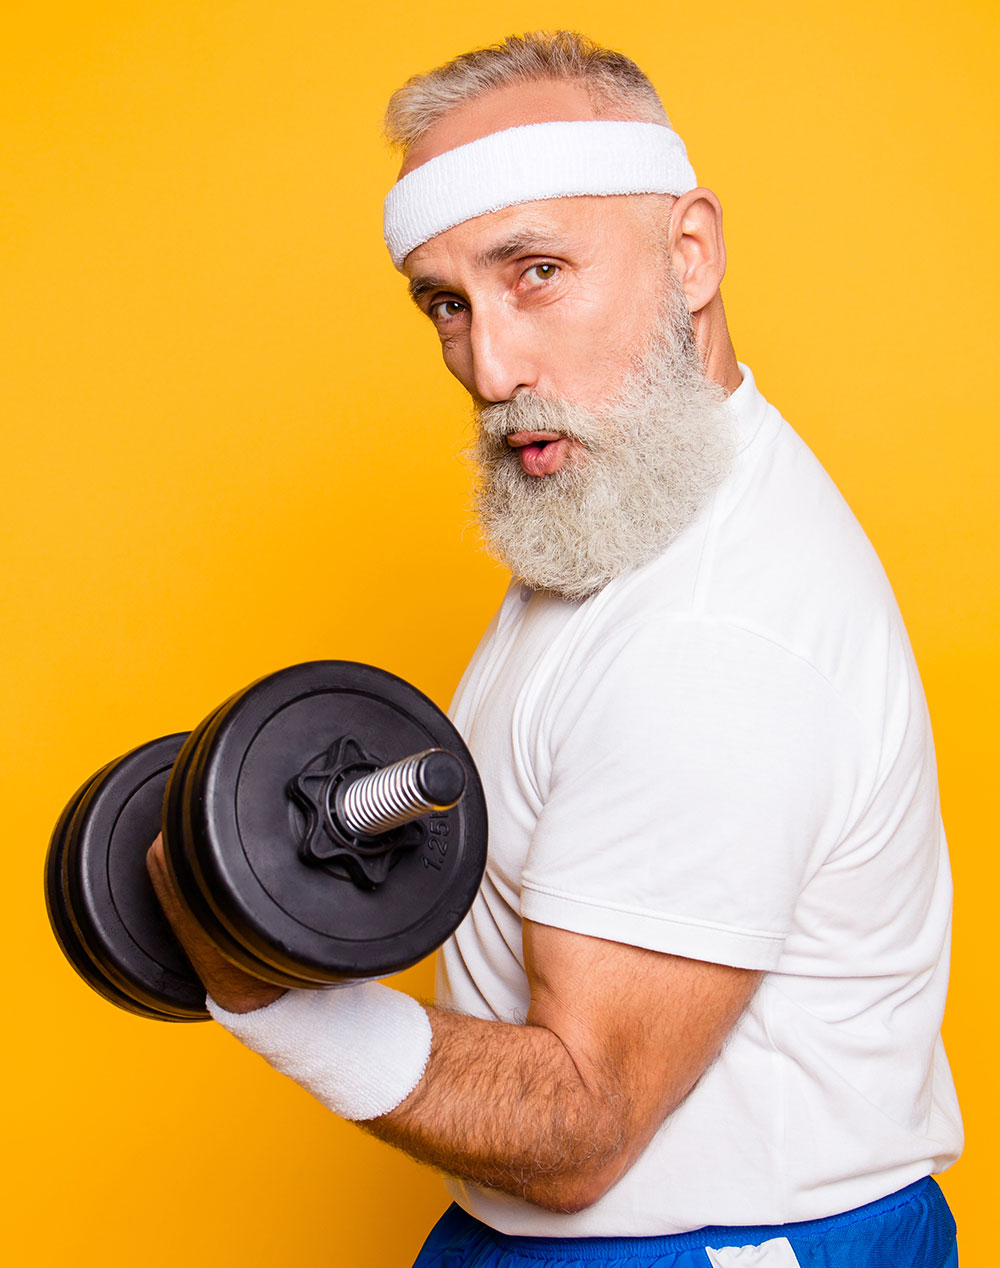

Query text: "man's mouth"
[506, 431, 572, 477]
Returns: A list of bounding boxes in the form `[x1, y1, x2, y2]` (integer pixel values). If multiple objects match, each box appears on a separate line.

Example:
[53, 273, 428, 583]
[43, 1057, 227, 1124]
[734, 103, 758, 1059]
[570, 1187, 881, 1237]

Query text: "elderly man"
[148, 31, 962, 1268]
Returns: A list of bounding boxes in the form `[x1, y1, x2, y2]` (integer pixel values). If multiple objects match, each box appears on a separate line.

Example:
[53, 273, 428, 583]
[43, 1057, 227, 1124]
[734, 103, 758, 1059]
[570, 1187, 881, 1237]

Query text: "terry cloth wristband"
[207, 982, 433, 1121]
[383, 120, 698, 268]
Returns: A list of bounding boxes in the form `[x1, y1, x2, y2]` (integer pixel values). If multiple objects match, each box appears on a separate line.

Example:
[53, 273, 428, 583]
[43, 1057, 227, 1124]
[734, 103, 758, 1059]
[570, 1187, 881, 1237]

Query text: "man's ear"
[667, 188, 727, 314]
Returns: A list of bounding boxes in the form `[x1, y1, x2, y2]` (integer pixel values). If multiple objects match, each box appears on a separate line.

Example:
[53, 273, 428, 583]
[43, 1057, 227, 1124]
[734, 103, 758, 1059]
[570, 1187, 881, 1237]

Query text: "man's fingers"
[145, 832, 285, 1013]
[146, 833, 188, 931]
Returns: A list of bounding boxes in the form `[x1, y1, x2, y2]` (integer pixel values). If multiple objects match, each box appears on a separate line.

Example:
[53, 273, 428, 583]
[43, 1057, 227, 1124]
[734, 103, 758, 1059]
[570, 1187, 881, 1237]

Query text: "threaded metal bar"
[337, 748, 466, 838]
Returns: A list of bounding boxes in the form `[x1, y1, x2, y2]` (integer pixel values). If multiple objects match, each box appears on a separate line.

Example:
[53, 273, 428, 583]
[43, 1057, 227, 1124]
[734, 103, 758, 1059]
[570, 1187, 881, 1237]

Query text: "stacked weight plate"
[45, 662, 489, 1018]
[45, 733, 207, 1020]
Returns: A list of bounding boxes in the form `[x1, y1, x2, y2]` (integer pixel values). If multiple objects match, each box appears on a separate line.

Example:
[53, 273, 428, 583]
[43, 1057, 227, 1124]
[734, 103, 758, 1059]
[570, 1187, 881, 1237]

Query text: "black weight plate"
[44, 760, 161, 1017]
[161, 695, 285, 980]
[166, 662, 488, 985]
[58, 735, 209, 1021]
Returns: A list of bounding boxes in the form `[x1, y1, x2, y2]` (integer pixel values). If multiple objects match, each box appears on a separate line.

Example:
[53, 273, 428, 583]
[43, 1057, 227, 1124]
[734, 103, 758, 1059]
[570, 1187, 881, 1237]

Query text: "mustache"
[475, 393, 611, 452]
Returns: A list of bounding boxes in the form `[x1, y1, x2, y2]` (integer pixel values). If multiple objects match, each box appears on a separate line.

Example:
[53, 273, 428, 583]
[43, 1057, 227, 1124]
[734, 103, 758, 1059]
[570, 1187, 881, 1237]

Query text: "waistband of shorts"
[455, 1176, 942, 1260]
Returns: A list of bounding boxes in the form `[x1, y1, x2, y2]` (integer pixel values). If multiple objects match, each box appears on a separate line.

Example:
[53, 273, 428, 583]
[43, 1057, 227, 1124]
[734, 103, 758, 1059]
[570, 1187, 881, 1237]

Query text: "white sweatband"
[207, 982, 433, 1122]
[383, 120, 698, 268]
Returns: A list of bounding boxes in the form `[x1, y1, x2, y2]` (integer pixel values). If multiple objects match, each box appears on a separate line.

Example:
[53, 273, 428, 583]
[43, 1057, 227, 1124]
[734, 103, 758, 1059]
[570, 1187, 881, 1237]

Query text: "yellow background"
[3, 1, 996, 1262]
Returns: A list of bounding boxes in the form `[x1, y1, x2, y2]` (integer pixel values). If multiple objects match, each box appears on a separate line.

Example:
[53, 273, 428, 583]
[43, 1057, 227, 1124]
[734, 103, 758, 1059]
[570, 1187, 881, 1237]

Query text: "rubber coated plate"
[53, 735, 208, 1021]
[166, 662, 488, 985]
[44, 760, 160, 1017]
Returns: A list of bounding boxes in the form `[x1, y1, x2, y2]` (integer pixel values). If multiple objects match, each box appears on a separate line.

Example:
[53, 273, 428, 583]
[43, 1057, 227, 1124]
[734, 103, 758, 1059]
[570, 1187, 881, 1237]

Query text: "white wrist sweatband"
[207, 982, 433, 1121]
[383, 119, 698, 268]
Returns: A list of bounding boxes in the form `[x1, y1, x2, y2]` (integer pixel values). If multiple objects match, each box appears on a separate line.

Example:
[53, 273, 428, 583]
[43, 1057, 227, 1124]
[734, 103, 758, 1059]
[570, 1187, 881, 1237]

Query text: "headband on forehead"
[383, 120, 698, 269]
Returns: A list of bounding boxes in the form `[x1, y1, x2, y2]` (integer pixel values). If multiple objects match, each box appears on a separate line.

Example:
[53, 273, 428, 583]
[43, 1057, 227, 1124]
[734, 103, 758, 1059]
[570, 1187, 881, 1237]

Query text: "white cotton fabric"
[383, 121, 697, 267]
[207, 981, 432, 1121]
[706, 1239, 801, 1267]
[440, 366, 962, 1236]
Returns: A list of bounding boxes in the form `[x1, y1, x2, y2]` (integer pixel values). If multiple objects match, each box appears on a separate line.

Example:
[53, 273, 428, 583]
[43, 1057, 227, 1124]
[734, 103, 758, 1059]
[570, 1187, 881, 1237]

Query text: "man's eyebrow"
[407, 229, 569, 307]
[408, 275, 447, 306]
[474, 229, 567, 269]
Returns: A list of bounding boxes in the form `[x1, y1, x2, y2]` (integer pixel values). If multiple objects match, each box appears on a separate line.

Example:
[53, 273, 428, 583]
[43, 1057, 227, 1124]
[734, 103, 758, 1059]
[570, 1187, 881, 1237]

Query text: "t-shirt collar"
[727, 362, 770, 452]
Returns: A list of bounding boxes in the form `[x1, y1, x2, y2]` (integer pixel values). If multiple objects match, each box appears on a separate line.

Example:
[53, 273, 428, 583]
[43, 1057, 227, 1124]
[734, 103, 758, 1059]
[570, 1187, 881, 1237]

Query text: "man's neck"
[693, 293, 742, 394]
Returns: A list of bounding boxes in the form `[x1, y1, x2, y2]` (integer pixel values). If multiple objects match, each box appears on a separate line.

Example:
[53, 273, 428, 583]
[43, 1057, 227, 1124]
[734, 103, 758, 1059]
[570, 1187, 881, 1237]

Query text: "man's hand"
[146, 834, 285, 1014]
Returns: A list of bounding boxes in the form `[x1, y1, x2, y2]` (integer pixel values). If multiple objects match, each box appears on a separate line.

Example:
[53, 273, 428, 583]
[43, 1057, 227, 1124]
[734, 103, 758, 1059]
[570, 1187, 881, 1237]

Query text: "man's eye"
[430, 299, 466, 322]
[525, 263, 559, 283]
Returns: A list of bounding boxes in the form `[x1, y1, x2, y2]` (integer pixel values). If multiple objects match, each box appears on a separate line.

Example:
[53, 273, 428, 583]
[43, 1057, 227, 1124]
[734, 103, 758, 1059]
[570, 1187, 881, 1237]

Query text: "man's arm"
[147, 835, 759, 1213]
[373, 922, 760, 1211]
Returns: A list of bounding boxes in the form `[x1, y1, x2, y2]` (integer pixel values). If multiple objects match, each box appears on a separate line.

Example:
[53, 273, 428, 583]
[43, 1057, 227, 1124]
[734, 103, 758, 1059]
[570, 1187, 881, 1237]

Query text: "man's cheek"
[440, 340, 473, 387]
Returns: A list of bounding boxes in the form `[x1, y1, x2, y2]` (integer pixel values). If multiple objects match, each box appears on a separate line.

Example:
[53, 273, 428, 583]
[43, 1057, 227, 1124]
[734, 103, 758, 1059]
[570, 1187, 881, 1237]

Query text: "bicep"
[524, 920, 761, 1156]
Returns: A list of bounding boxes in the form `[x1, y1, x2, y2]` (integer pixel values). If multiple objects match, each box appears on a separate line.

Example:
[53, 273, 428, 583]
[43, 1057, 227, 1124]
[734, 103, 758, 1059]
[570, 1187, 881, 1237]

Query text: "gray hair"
[384, 31, 670, 155]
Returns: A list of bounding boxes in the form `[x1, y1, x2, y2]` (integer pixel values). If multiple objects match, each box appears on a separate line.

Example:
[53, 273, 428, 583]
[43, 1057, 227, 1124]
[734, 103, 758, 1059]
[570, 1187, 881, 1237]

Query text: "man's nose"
[468, 307, 538, 403]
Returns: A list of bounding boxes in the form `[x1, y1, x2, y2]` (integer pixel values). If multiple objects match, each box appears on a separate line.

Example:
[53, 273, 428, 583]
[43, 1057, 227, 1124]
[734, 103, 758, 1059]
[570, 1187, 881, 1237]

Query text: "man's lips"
[506, 431, 573, 477]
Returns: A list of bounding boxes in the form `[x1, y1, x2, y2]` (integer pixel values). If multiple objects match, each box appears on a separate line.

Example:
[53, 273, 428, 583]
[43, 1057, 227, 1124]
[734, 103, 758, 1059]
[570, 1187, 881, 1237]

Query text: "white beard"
[471, 279, 735, 601]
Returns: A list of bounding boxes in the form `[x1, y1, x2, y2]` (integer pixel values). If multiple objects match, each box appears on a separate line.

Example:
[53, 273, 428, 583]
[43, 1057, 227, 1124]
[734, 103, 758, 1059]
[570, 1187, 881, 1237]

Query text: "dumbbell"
[44, 661, 488, 1022]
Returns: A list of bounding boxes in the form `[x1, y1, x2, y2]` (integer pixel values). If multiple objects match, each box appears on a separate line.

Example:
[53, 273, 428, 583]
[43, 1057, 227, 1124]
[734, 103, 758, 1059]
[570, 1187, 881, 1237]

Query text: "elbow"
[521, 1160, 623, 1214]
[531, 1186, 604, 1216]
[519, 1101, 641, 1213]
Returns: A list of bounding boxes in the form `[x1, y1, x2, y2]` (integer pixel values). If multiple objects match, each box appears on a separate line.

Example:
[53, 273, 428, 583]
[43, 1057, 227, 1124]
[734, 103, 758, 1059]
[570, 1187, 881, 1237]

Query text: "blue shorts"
[412, 1177, 957, 1267]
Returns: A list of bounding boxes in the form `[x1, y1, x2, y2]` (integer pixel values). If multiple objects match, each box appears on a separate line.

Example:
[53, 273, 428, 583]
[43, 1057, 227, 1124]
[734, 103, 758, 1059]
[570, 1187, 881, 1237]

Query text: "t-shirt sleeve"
[519, 616, 869, 970]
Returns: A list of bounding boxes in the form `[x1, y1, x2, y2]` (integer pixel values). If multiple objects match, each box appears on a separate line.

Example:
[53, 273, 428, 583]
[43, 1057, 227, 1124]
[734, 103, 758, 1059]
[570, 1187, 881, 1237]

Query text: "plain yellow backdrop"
[3, 1, 996, 1263]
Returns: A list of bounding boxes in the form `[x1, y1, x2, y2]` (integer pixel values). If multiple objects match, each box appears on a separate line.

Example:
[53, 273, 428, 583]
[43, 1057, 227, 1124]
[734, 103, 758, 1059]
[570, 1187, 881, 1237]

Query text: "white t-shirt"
[440, 365, 962, 1236]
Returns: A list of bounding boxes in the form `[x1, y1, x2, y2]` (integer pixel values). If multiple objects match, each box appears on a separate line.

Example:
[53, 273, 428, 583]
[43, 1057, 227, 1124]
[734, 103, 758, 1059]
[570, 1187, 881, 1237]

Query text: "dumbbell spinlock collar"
[289, 737, 468, 889]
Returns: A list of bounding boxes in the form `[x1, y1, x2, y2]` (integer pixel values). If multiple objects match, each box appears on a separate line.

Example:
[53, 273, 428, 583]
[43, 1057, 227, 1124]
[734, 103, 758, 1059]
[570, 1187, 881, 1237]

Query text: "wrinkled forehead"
[382, 121, 697, 270]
